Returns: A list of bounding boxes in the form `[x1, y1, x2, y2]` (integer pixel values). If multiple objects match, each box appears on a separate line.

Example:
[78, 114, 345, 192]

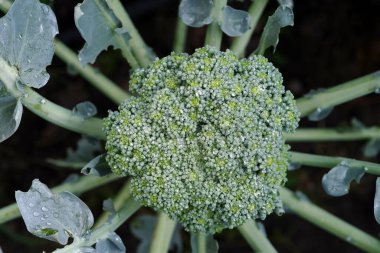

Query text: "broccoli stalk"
[104, 46, 300, 234]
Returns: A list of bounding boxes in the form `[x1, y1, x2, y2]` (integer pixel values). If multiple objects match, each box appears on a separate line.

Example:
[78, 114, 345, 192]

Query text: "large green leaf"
[15, 179, 94, 245]
[74, 0, 130, 65]
[0, 0, 58, 88]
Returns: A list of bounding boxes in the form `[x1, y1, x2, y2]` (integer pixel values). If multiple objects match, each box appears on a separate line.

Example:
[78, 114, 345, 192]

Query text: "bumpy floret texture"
[104, 46, 300, 233]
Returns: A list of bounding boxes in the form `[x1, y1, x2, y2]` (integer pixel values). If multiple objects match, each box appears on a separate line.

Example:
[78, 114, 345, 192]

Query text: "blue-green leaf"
[0, 0, 58, 88]
[95, 232, 126, 253]
[322, 162, 365, 197]
[362, 139, 380, 158]
[190, 233, 218, 253]
[221, 6, 251, 37]
[74, 0, 130, 65]
[255, 6, 293, 55]
[307, 106, 334, 121]
[73, 101, 97, 119]
[179, 0, 213, 28]
[0, 85, 23, 142]
[277, 0, 293, 8]
[374, 178, 380, 224]
[47, 137, 102, 169]
[66, 137, 102, 162]
[15, 179, 94, 245]
[81, 154, 112, 176]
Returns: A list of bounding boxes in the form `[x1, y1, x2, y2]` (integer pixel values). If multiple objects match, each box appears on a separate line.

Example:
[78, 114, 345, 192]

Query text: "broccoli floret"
[104, 46, 300, 234]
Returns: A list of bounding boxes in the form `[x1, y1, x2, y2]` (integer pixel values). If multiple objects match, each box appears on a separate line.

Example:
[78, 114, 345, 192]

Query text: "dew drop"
[28, 203, 34, 208]
[375, 87, 380, 94]
[40, 99, 46, 104]
[41, 206, 48, 212]
[53, 212, 59, 218]
[18, 34, 23, 39]
[33, 211, 40, 217]
[308, 107, 334, 121]
[346, 236, 352, 242]
[47, 222, 52, 226]
[41, 216, 46, 221]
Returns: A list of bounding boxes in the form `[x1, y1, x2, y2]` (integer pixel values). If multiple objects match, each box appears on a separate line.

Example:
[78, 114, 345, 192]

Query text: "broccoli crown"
[104, 46, 300, 233]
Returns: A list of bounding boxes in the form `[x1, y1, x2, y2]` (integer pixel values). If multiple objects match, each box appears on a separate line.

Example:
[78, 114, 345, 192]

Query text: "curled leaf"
[0, 0, 58, 88]
[362, 139, 380, 158]
[74, 0, 130, 65]
[0, 88, 23, 142]
[95, 232, 126, 253]
[307, 107, 334, 121]
[255, 6, 294, 54]
[73, 101, 97, 118]
[322, 162, 365, 197]
[15, 179, 94, 245]
[81, 154, 112, 177]
[179, 0, 213, 27]
[221, 6, 251, 37]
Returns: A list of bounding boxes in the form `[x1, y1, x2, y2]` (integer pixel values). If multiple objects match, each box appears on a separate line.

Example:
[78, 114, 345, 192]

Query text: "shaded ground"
[1, 0, 380, 252]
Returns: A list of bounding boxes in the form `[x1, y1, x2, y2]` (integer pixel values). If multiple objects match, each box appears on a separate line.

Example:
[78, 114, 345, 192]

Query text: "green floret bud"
[104, 46, 300, 234]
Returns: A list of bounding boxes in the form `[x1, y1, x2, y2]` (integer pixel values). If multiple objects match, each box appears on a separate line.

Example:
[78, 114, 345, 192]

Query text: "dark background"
[1, 0, 380, 252]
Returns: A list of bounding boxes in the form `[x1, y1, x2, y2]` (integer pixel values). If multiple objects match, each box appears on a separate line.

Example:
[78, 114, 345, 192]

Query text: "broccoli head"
[104, 46, 300, 234]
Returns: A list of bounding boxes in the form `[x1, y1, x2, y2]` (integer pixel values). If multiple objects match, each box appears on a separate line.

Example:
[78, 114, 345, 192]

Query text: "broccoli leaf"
[0, 86, 23, 142]
[277, 0, 293, 8]
[307, 106, 334, 121]
[95, 232, 126, 253]
[48, 136, 102, 169]
[190, 233, 218, 253]
[81, 154, 112, 177]
[0, 0, 58, 89]
[254, 6, 293, 55]
[131, 215, 183, 253]
[322, 162, 365, 197]
[73, 101, 98, 119]
[74, 0, 130, 65]
[362, 139, 380, 158]
[374, 178, 380, 224]
[221, 6, 251, 37]
[179, 0, 213, 27]
[15, 179, 94, 245]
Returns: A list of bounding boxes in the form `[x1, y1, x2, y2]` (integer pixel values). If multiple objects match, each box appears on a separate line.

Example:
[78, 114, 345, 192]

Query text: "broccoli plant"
[0, 0, 380, 252]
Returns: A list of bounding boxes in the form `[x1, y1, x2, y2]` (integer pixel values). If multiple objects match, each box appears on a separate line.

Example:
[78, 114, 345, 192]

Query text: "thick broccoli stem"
[285, 127, 380, 142]
[238, 219, 277, 253]
[296, 71, 380, 117]
[230, 0, 269, 57]
[205, 0, 228, 49]
[289, 151, 380, 176]
[280, 187, 380, 253]
[148, 212, 177, 253]
[173, 17, 188, 53]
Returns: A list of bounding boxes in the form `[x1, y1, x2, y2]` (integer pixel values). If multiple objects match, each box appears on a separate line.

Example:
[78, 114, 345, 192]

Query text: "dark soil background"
[1, 0, 380, 252]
